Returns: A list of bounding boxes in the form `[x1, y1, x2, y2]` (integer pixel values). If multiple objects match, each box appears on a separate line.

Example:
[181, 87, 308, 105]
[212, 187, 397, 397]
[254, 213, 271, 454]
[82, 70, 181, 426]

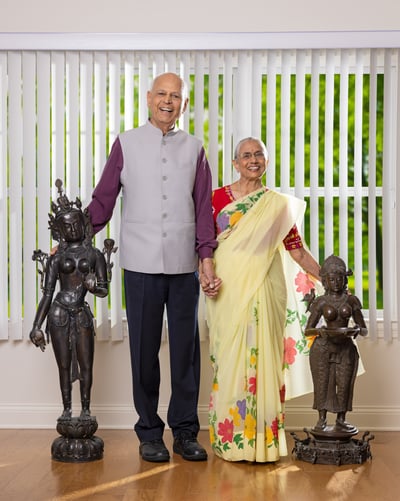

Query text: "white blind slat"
[367, 49, 378, 339]
[396, 49, 400, 340]
[234, 51, 252, 145]
[37, 53, 51, 255]
[66, 52, 80, 198]
[93, 52, 109, 339]
[164, 52, 176, 74]
[181, 52, 191, 134]
[108, 52, 123, 341]
[294, 50, 306, 201]
[0, 53, 8, 339]
[339, 50, 349, 262]
[353, 49, 365, 300]
[309, 50, 321, 258]
[266, 51, 277, 189]
[194, 52, 205, 143]
[138, 54, 150, 126]
[124, 53, 135, 132]
[8, 52, 23, 340]
[382, 49, 395, 341]
[80, 52, 94, 204]
[208, 52, 219, 187]
[79, 52, 94, 319]
[222, 52, 233, 187]
[51, 52, 65, 192]
[22, 52, 37, 338]
[251, 51, 262, 138]
[280, 50, 291, 194]
[324, 50, 335, 255]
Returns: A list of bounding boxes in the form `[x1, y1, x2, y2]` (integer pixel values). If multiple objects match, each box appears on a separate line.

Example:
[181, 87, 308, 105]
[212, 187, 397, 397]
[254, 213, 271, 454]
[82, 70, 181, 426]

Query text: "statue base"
[291, 428, 374, 466]
[51, 415, 104, 463]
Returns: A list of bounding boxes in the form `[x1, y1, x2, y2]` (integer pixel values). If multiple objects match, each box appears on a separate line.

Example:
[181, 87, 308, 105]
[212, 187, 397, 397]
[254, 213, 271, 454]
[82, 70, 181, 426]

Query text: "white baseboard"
[281, 404, 400, 431]
[1, 403, 399, 432]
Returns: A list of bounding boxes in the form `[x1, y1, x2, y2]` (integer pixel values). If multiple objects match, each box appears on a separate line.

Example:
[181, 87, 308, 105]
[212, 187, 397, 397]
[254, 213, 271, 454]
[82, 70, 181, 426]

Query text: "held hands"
[199, 258, 222, 299]
[30, 327, 46, 352]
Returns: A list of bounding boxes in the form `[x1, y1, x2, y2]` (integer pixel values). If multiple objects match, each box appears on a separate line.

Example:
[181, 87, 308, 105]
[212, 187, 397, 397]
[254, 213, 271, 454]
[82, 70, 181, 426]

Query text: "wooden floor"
[1, 429, 399, 501]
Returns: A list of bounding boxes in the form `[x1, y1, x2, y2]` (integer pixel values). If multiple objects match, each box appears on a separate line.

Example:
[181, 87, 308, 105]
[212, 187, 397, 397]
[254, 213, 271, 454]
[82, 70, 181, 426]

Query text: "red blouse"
[212, 185, 303, 250]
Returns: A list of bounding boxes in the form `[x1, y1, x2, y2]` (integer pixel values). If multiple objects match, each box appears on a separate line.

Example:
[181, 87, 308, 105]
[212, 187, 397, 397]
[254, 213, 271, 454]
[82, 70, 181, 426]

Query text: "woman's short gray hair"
[233, 137, 269, 161]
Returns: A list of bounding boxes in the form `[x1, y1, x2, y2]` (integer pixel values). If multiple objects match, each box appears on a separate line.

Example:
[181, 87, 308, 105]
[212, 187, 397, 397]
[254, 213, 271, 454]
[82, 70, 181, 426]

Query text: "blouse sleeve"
[283, 224, 303, 250]
[212, 186, 234, 234]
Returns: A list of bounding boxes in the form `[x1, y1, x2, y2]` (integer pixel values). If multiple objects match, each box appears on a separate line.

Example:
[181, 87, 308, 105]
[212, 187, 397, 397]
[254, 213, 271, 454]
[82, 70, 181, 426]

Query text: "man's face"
[147, 73, 188, 134]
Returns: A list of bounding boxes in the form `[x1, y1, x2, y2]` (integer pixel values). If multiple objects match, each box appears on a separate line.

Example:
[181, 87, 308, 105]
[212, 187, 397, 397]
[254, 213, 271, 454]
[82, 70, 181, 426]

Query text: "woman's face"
[233, 139, 267, 182]
[59, 212, 84, 242]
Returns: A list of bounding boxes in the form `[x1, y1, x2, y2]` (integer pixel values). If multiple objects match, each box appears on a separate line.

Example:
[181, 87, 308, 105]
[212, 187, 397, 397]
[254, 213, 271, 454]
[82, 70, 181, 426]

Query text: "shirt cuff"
[198, 247, 214, 260]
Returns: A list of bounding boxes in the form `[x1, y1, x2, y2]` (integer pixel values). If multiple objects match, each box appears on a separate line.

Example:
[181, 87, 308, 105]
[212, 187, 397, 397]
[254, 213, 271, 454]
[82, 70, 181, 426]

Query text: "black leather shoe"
[173, 433, 208, 461]
[139, 439, 170, 462]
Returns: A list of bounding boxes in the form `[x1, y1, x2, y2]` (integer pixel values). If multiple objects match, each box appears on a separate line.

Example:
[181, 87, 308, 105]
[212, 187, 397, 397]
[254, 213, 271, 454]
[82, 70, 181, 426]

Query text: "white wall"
[1, 2, 399, 432]
[1, 0, 400, 33]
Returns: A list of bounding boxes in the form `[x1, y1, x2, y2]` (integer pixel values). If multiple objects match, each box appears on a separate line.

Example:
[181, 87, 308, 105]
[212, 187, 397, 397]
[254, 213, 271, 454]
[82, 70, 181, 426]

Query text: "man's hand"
[199, 258, 222, 298]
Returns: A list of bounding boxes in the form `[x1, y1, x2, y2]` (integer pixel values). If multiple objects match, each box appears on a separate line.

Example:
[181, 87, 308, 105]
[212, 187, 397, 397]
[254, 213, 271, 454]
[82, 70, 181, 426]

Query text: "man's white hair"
[151, 72, 188, 100]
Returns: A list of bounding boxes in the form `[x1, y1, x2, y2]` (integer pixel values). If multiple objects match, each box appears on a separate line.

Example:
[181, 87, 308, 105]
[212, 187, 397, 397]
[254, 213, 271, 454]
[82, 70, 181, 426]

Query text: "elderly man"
[88, 72, 221, 462]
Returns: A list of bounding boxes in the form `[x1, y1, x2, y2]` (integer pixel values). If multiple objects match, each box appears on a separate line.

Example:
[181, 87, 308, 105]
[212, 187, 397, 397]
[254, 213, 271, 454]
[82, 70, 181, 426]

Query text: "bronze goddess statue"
[30, 179, 116, 422]
[304, 255, 367, 434]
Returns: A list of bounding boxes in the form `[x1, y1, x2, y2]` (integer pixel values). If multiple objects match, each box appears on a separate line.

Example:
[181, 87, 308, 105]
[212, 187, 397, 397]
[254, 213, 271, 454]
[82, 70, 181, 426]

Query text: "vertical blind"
[0, 48, 397, 341]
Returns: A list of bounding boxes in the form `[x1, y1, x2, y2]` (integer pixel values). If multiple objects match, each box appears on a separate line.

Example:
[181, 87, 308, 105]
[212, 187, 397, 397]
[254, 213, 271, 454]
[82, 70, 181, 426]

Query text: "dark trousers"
[124, 270, 201, 442]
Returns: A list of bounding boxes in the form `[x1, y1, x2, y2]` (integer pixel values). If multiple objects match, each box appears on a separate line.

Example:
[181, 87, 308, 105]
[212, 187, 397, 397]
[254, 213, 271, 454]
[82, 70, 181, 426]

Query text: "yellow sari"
[207, 188, 316, 462]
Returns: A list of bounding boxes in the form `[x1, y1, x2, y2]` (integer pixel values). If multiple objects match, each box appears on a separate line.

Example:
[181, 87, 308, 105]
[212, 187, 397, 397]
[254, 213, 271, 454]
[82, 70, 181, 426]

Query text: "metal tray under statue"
[291, 427, 374, 466]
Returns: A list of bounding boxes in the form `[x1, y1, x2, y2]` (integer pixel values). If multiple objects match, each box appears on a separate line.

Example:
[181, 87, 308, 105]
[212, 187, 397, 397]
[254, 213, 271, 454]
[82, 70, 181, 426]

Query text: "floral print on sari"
[207, 188, 318, 462]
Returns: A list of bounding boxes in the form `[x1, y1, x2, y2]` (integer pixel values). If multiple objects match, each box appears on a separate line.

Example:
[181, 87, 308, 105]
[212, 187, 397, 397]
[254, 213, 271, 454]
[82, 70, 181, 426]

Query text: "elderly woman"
[204, 137, 321, 462]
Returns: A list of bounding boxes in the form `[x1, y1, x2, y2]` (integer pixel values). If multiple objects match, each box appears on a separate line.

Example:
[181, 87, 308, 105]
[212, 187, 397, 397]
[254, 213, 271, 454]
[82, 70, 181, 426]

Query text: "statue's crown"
[51, 178, 82, 217]
[48, 179, 92, 244]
